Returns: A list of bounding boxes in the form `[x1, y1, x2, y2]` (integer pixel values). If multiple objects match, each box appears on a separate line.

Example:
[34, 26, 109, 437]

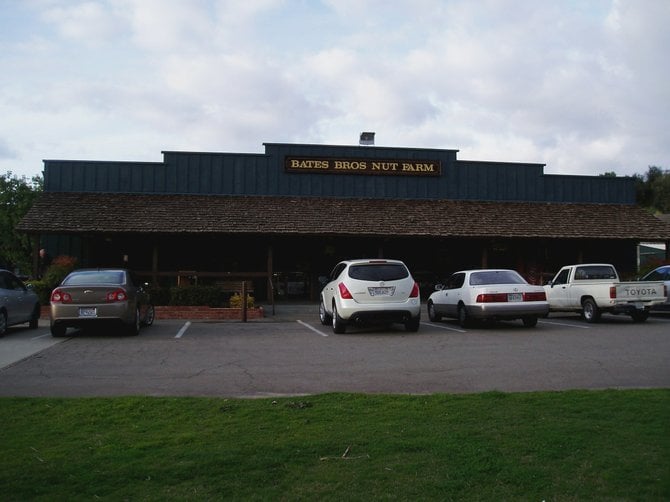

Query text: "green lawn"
[1, 390, 668, 500]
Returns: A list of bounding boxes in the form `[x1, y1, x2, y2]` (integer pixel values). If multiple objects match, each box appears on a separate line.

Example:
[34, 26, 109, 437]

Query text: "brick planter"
[155, 306, 264, 320]
[40, 305, 264, 320]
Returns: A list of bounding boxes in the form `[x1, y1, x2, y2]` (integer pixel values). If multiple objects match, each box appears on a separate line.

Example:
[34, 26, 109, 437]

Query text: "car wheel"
[581, 298, 601, 323]
[332, 303, 346, 334]
[458, 304, 471, 328]
[405, 315, 420, 332]
[319, 299, 332, 325]
[29, 304, 40, 329]
[126, 308, 141, 335]
[0, 311, 7, 337]
[630, 310, 649, 323]
[427, 301, 441, 322]
[522, 316, 538, 328]
[142, 305, 155, 326]
[50, 322, 67, 337]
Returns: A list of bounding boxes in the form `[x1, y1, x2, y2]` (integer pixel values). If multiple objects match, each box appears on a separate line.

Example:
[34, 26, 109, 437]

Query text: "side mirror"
[545, 280, 554, 288]
[434, 284, 444, 291]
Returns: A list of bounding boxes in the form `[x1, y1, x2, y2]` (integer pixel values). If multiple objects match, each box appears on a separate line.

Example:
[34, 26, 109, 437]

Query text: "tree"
[632, 166, 669, 213]
[0, 172, 43, 274]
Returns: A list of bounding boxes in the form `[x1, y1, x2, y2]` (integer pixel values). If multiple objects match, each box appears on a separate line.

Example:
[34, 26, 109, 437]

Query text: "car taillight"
[609, 286, 616, 299]
[50, 289, 72, 303]
[523, 292, 546, 301]
[476, 293, 508, 303]
[106, 289, 128, 302]
[338, 283, 353, 299]
[410, 282, 420, 298]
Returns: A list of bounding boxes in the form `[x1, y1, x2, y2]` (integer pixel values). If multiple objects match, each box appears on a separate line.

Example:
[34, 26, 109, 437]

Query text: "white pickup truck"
[544, 263, 667, 323]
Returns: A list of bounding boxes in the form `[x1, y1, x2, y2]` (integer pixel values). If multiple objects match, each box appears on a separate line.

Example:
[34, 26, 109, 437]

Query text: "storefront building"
[18, 142, 670, 301]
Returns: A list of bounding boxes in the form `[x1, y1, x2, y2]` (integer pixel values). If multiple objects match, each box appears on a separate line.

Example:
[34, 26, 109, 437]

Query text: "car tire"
[142, 305, 155, 326]
[0, 311, 7, 337]
[630, 310, 649, 323]
[29, 304, 40, 329]
[126, 308, 141, 336]
[332, 303, 346, 334]
[319, 299, 332, 325]
[50, 322, 67, 337]
[427, 301, 441, 322]
[581, 298, 601, 323]
[458, 304, 471, 328]
[522, 316, 538, 328]
[405, 315, 420, 332]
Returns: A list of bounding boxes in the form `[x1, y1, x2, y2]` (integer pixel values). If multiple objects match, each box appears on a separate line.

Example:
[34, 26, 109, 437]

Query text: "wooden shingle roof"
[18, 192, 670, 240]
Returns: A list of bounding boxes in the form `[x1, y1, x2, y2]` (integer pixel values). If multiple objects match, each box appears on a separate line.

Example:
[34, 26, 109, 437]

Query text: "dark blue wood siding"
[42, 143, 636, 204]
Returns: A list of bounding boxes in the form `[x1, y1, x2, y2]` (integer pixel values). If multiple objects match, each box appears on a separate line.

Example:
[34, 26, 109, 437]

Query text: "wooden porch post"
[152, 244, 159, 285]
[267, 244, 274, 315]
[481, 245, 488, 268]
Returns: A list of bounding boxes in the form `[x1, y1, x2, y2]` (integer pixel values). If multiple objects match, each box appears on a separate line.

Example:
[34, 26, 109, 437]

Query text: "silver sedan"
[0, 269, 40, 336]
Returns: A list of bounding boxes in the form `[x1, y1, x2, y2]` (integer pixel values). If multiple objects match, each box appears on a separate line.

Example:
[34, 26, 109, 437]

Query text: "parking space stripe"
[31, 332, 54, 340]
[422, 322, 467, 333]
[539, 320, 590, 329]
[175, 321, 191, 338]
[297, 320, 329, 337]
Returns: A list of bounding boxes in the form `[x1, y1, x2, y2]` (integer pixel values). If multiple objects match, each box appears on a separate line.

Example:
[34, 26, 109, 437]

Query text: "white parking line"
[175, 321, 192, 338]
[539, 320, 591, 329]
[297, 320, 329, 337]
[31, 332, 54, 340]
[422, 322, 467, 333]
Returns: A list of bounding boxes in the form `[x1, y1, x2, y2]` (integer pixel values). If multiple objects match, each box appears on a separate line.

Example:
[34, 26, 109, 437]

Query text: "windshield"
[469, 270, 526, 286]
[348, 263, 409, 282]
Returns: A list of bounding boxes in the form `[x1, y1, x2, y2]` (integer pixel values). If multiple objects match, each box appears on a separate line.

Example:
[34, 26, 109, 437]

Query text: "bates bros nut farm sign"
[285, 156, 441, 176]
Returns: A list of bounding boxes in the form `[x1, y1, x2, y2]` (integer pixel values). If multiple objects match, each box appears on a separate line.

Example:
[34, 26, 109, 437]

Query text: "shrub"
[42, 255, 77, 290]
[25, 279, 51, 306]
[229, 293, 255, 308]
[168, 286, 227, 307]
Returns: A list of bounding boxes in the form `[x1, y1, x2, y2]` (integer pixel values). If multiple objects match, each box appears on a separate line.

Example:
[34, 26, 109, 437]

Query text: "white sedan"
[427, 269, 549, 328]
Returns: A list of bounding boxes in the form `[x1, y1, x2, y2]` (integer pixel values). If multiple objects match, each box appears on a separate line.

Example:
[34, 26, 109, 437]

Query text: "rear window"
[348, 263, 409, 282]
[574, 266, 617, 280]
[469, 270, 526, 286]
[63, 271, 125, 285]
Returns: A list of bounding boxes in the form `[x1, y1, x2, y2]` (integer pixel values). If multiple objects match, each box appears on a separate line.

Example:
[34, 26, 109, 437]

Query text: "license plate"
[369, 287, 395, 297]
[78, 307, 97, 317]
[507, 293, 523, 302]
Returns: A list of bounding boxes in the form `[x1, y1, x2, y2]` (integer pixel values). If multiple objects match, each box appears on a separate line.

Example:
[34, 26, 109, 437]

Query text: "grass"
[0, 390, 668, 500]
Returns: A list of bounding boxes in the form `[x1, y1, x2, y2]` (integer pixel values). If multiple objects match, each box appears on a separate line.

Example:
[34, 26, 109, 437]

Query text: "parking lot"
[1, 305, 669, 398]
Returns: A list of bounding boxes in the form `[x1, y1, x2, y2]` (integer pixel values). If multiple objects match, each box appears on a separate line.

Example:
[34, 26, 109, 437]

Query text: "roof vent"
[359, 132, 375, 146]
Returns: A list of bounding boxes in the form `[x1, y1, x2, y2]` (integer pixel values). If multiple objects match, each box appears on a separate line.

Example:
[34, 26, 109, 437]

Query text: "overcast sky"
[1, 0, 669, 180]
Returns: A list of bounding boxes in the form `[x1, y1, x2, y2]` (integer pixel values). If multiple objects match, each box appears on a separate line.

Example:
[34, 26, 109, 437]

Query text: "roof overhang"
[17, 192, 670, 241]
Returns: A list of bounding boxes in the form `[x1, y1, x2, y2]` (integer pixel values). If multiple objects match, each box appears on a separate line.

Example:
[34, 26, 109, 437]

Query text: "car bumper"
[336, 298, 421, 324]
[51, 302, 135, 326]
[467, 302, 549, 320]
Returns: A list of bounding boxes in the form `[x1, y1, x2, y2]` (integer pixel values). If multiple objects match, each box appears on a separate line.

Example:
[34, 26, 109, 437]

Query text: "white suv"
[319, 259, 421, 333]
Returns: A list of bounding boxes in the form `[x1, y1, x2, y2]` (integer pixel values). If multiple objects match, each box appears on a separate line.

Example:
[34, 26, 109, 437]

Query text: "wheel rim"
[428, 303, 434, 318]
[319, 301, 325, 322]
[584, 302, 593, 319]
[332, 304, 337, 329]
[145, 305, 155, 325]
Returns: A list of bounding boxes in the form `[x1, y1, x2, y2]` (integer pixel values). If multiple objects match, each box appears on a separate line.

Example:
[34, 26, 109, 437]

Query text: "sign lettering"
[285, 156, 441, 176]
